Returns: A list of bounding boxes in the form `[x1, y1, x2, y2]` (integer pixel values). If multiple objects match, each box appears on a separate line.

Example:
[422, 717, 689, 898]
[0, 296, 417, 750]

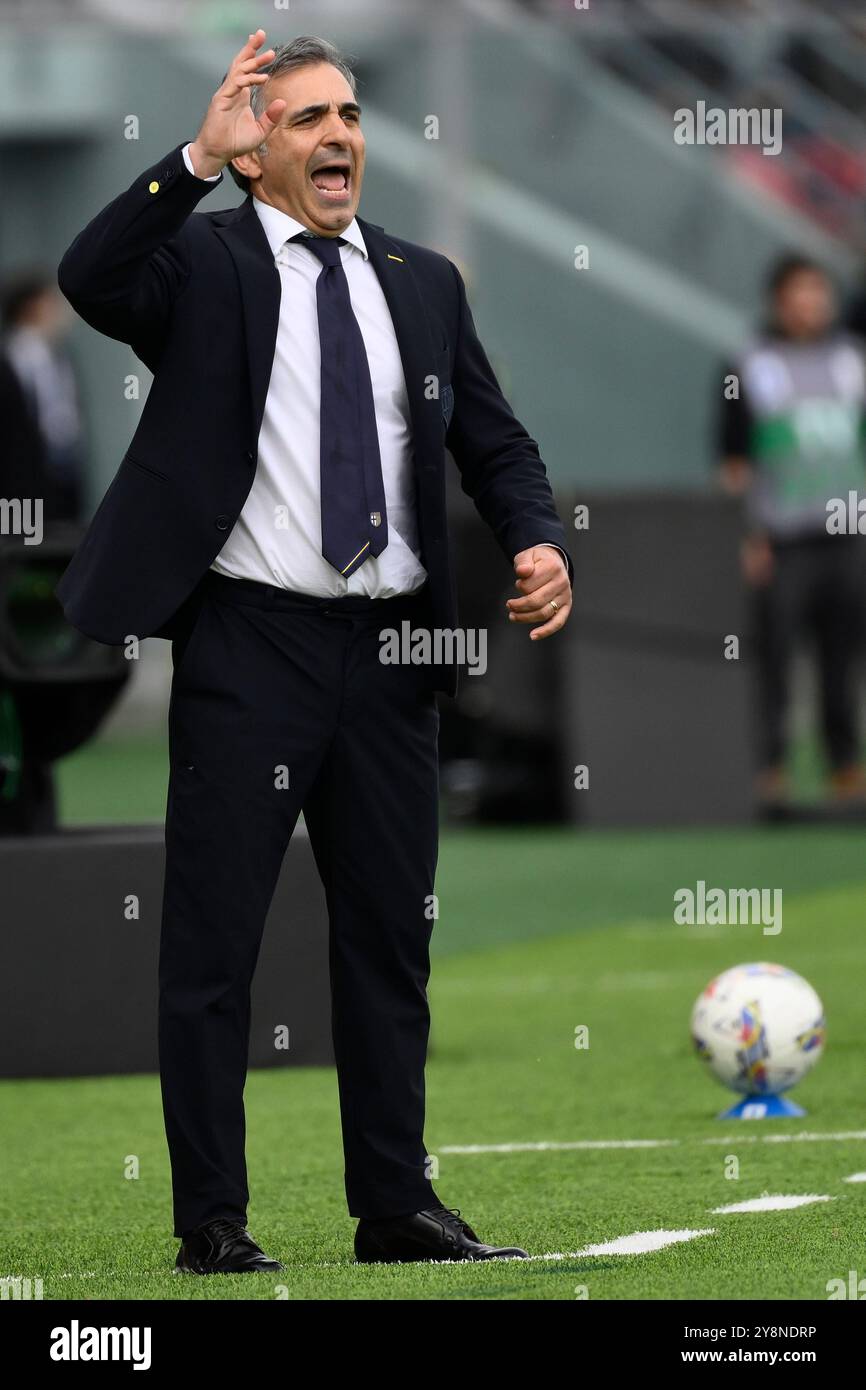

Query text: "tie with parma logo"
[290, 231, 389, 578]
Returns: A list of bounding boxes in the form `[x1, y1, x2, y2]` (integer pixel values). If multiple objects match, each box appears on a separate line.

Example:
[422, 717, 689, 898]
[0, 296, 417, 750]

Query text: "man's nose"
[320, 110, 351, 143]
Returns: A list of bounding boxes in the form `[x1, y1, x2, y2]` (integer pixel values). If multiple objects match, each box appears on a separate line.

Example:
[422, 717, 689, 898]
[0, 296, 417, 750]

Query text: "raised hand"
[188, 30, 287, 179]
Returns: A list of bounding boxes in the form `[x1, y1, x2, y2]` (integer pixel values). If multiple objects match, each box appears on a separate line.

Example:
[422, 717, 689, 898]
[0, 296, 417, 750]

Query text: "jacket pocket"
[123, 453, 170, 483]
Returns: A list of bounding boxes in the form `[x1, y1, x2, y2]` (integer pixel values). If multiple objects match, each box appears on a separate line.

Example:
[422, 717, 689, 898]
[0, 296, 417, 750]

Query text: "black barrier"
[0, 528, 130, 831]
[442, 489, 757, 826]
[563, 492, 754, 826]
[438, 495, 565, 823]
[0, 824, 333, 1078]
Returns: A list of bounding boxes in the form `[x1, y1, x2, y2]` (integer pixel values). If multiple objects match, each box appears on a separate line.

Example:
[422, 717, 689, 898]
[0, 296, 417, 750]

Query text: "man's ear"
[231, 149, 264, 184]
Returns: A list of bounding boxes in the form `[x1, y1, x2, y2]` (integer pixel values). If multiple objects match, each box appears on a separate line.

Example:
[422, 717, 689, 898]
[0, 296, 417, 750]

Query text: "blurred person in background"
[0, 273, 90, 833]
[719, 254, 866, 807]
[0, 281, 68, 835]
[0, 335, 47, 507]
[1, 271, 87, 524]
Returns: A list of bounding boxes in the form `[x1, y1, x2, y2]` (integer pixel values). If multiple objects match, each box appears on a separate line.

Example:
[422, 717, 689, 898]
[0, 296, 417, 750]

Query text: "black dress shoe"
[354, 1206, 529, 1263]
[174, 1218, 283, 1275]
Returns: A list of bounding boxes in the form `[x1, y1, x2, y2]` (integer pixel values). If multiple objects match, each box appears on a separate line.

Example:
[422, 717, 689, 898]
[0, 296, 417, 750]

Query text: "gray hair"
[226, 35, 358, 194]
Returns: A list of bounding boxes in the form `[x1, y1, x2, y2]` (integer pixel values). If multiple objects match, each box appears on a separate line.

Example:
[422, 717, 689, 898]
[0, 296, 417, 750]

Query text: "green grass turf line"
[2, 877, 864, 1299]
[56, 736, 169, 827]
[432, 823, 866, 956]
[52, 733, 866, 965]
[54, 726, 834, 827]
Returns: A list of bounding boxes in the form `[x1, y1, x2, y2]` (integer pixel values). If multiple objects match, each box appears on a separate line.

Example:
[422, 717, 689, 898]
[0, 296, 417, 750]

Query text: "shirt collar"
[252, 196, 368, 261]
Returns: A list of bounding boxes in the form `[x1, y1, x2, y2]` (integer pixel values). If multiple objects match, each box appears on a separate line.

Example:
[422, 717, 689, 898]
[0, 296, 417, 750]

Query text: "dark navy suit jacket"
[54, 141, 572, 694]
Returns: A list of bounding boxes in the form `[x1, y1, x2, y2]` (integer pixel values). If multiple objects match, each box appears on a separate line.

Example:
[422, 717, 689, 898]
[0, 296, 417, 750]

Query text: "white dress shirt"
[181, 143, 567, 595]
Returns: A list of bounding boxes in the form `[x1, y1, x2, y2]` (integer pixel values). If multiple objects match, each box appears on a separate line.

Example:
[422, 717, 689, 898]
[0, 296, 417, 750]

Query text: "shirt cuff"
[182, 142, 223, 183]
[534, 543, 569, 570]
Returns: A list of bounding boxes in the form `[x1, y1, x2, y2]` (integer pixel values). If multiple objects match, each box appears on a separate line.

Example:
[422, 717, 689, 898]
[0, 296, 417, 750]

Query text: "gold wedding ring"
[548, 599, 559, 615]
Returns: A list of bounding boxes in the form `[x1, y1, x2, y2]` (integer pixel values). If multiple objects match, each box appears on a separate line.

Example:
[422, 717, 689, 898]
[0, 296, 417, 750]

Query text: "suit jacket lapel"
[212, 201, 441, 480]
[212, 197, 281, 442]
[359, 218, 442, 478]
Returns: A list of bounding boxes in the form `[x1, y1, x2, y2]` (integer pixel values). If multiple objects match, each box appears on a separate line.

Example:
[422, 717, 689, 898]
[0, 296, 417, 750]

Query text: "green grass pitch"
[2, 821, 865, 1300]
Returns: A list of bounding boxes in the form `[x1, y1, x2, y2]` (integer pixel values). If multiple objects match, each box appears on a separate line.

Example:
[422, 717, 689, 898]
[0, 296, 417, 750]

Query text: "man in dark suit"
[56, 31, 573, 1272]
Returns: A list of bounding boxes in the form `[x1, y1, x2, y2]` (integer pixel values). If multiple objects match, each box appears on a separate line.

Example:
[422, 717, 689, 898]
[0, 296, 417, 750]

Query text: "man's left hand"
[507, 547, 572, 640]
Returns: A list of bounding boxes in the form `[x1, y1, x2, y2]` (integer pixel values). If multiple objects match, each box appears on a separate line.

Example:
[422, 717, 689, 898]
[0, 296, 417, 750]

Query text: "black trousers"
[159, 569, 441, 1236]
[753, 534, 865, 771]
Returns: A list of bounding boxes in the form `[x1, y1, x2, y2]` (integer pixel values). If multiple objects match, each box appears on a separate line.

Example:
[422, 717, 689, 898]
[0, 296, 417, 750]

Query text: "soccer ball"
[690, 962, 826, 1096]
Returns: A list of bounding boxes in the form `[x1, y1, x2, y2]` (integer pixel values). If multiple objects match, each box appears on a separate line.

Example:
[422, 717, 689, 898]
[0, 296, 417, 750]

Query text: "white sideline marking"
[347, 1235, 714, 1265]
[338, 1234, 717, 1268]
[574, 1228, 715, 1257]
[347, 1252, 587, 1266]
[441, 1139, 676, 1154]
[843, 1172, 866, 1183]
[732, 1131, 866, 1145]
[711, 1194, 833, 1213]
[441, 1131, 866, 1156]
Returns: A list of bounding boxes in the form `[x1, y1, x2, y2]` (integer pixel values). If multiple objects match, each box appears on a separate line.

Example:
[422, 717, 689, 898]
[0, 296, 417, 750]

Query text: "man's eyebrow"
[287, 101, 362, 122]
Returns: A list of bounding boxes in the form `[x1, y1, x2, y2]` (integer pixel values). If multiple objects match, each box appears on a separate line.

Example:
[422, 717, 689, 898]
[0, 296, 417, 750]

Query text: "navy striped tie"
[292, 232, 388, 578]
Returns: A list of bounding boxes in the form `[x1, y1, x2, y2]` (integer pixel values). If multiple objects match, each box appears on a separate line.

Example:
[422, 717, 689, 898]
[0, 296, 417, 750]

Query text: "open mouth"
[310, 162, 352, 203]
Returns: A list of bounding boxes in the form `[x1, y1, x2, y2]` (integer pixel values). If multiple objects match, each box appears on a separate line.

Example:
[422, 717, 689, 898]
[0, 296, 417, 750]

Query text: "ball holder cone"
[718, 1093, 806, 1120]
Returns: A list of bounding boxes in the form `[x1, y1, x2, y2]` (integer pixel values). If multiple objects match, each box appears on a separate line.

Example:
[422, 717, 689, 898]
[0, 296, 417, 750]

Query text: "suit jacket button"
[245, 450, 255, 463]
[215, 515, 231, 531]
